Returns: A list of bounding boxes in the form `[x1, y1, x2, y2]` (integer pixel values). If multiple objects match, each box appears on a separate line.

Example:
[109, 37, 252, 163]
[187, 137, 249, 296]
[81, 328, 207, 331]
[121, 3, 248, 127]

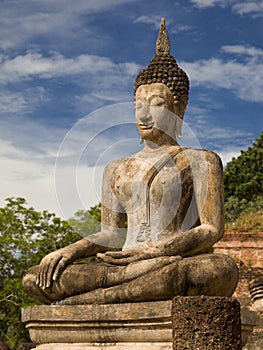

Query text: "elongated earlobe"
[176, 118, 183, 139]
[176, 95, 188, 139]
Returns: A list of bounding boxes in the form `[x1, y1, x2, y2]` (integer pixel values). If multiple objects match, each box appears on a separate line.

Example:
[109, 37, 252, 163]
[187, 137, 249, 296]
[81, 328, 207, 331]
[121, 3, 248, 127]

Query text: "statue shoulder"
[103, 156, 132, 178]
[202, 149, 223, 170]
[181, 148, 223, 170]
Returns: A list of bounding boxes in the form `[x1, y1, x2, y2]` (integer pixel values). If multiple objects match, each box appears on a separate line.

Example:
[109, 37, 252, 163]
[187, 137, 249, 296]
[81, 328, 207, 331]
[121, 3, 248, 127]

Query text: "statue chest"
[111, 157, 183, 212]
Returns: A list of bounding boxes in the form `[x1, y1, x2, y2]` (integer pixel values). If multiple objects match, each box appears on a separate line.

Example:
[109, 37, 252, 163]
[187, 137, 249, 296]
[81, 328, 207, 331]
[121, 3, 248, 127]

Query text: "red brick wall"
[213, 232, 263, 268]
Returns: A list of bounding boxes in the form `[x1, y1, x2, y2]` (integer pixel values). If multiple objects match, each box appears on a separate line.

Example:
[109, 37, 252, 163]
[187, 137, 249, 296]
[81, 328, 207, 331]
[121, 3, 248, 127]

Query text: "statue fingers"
[96, 253, 115, 263]
[117, 252, 154, 264]
[37, 263, 48, 288]
[99, 249, 141, 259]
[96, 253, 129, 265]
[102, 251, 131, 258]
[38, 256, 59, 289]
[53, 257, 67, 281]
[45, 256, 65, 288]
[107, 255, 145, 265]
[37, 259, 49, 288]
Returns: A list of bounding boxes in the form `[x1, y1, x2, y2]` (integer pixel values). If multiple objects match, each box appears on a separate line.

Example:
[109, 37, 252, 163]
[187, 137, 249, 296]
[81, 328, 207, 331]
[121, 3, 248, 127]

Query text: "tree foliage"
[224, 132, 263, 223]
[0, 197, 81, 349]
[68, 203, 101, 238]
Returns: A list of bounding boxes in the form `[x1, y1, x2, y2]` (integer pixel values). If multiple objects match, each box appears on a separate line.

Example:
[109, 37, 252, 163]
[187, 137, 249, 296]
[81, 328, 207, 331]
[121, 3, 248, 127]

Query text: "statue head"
[134, 18, 189, 139]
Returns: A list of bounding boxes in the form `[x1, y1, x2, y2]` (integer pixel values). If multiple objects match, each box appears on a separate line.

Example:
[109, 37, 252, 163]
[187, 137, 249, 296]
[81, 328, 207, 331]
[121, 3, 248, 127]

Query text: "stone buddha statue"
[23, 18, 238, 305]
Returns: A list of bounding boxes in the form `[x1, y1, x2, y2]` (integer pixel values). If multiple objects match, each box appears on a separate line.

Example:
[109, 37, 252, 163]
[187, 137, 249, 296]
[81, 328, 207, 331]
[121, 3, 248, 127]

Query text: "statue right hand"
[36, 248, 75, 289]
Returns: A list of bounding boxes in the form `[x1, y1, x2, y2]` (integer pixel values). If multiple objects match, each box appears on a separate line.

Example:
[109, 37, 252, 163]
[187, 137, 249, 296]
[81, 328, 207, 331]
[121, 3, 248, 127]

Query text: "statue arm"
[37, 162, 126, 288]
[96, 161, 127, 249]
[161, 151, 224, 257]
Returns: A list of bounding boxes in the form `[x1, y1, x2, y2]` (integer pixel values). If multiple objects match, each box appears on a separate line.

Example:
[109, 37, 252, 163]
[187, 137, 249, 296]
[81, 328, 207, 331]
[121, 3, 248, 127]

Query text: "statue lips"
[139, 122, 154, 130]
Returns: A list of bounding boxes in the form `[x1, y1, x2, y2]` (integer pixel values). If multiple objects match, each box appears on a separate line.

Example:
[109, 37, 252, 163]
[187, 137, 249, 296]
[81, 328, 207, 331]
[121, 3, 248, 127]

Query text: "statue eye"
[151, 98, 165, 107]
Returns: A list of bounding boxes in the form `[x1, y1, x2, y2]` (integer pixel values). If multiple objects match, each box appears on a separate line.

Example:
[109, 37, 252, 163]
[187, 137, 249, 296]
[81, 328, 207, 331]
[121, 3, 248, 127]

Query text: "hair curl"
[134, 54, 189, 103]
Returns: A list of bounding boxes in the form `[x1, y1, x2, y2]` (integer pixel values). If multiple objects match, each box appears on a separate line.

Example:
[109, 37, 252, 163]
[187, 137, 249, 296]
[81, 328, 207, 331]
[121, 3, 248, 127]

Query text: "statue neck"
[143, 135, 178, 151]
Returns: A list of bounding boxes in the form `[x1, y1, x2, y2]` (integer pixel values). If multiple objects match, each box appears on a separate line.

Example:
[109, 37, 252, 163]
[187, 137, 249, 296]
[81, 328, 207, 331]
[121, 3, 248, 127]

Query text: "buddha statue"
[23, 18, 238, 305]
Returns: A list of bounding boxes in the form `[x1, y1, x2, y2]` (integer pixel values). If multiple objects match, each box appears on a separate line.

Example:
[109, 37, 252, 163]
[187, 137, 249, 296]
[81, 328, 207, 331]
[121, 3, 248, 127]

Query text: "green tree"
[224, 132, 263, 222]
[0, 197, 81, 349]
[68, 203, 101, 237]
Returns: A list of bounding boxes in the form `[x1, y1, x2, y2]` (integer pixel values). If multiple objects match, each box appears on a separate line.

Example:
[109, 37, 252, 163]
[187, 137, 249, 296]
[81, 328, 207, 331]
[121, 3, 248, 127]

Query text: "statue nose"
[140, 104, 151, 122]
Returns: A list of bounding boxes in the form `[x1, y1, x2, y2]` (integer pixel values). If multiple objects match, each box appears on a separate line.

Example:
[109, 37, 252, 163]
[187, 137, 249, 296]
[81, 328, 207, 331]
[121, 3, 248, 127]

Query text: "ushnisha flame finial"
[156, 18, 170, 55]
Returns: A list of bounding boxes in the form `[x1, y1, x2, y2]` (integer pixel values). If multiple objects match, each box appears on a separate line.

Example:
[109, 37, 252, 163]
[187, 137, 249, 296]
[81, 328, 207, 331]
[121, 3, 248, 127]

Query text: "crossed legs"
[22, 254, 238, 305]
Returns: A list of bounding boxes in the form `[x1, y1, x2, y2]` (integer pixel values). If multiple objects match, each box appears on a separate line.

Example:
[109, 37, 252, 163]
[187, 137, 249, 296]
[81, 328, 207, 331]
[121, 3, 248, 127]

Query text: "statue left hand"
[97, 246, 162, 265]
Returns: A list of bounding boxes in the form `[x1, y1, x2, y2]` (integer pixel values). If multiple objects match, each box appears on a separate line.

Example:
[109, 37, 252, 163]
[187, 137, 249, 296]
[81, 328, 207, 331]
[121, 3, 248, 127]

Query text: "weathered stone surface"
[240, 308, 256, 346]
[30, 343, 172, 350]
[23, 300, 253, 349]
[22, 302, 172, 344]
[172, 296, 242, 349]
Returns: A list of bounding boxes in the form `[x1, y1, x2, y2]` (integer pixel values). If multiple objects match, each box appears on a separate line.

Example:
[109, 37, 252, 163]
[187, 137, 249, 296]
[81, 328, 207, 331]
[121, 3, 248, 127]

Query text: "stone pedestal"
[21, 301, 173, 350]
[28, 344, 171, 350]
[172, 296, 242, 350]
[22, 298, 249, 349]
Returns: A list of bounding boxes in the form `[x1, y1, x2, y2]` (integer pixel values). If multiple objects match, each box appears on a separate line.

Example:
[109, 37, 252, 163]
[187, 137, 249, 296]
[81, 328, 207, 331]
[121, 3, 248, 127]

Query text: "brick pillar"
[172, 296, 242, 350]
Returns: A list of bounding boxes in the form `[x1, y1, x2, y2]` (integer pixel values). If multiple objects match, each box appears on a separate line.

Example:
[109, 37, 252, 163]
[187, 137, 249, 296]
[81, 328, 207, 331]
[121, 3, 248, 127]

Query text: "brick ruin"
[214, 232, 263, 349]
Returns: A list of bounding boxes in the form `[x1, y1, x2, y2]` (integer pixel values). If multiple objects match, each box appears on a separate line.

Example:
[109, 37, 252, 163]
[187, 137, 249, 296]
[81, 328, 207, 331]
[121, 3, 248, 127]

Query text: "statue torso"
[107, 146, 199, 249]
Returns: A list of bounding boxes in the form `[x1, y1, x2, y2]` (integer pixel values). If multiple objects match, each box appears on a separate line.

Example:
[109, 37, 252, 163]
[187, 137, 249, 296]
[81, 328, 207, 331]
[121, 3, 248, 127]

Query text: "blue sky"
[0, 0, 262, 218]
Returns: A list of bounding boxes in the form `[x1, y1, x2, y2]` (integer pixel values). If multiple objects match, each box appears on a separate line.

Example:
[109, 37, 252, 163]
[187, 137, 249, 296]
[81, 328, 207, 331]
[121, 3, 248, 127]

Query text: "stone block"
[32, 343, 171, 350]
[22, 299, 252, 349]
[22, 301, 173, 349]
[172, 296, 242, 349]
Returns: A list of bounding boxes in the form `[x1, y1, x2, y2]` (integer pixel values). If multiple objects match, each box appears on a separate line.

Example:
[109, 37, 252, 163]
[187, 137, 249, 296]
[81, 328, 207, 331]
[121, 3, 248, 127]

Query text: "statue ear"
[176, 95, 188, 139]
[178, 95, 188, 118]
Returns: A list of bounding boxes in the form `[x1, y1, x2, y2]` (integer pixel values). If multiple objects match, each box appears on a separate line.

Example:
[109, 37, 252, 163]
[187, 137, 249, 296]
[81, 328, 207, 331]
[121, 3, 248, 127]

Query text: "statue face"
[135, 83, 179, 144]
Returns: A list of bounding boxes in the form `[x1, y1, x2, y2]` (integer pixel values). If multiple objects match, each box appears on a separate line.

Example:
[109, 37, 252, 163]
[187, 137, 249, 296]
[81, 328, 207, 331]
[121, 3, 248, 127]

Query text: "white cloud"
[0, 123, 100, 218]
[0, 121, 63, 216]
[217, 149, 242, 166]
[0, 146, 104, 219]
[0, 52, 121, 83]
[0, 51, 141, 112]
[171, 24, 196, 34]
[0, 0, 138, 50]
[134, 16, 195, 35]
[221, 45, 263, 56]
[191, 0, 213, 8]
[180, 45, 263, 102]
[190, 0, 228, 8]
[0, 92, 28, 114]
[191, 0, 263, 17]
[133, 15, 162, 29]
[0, 103, 141, 218]
[183, 103, 256, 166]
[232, 1, 263, 16]
[0, 87, 48, 114]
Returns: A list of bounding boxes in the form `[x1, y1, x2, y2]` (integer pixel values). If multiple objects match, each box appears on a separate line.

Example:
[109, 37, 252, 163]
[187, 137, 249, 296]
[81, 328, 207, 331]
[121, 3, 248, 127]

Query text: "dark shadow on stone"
[17, 343, 36, 350]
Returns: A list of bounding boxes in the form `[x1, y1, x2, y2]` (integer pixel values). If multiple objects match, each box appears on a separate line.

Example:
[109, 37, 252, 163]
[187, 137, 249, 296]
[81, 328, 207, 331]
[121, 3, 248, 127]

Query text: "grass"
[225, 211, 263, 233]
